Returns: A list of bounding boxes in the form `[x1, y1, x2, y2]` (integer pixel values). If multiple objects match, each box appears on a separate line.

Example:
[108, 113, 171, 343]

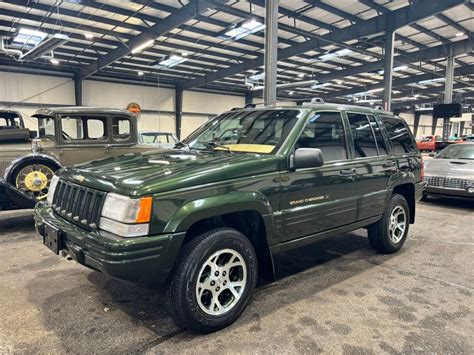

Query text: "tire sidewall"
[383, 194, 410, 252]
[176, 229, 257, 331]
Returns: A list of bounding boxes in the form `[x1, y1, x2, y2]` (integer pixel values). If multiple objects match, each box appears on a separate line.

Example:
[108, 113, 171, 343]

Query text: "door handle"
[339, 169, 356, 176]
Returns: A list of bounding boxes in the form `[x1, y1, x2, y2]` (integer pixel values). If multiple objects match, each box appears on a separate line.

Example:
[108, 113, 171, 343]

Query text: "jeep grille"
[52, 179, 106, 230]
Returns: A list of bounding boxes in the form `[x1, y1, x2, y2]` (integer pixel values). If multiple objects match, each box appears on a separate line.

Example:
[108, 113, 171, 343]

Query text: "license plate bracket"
[43, 224, 62, 255]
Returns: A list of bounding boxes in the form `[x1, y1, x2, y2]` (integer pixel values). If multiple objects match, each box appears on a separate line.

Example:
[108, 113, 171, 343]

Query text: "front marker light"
[47, 175, 59, 205]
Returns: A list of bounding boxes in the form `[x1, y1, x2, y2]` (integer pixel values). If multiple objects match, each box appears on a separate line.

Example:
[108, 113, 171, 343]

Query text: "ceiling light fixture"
[131, 39, 154, 54]
[417, 77, 445, 85]
[19, 33, 69, 61]
[84, 33, 94, 40]
[155, 54, 188, 68]
[316, 48, 353, 62]
[298, 73, 305, 78]
[378, 65, 408, 75]
[455, 32, 465, 37]
[222, 19, 264, 40]
[138, 71, 144, 76]
[50, 58, 59, 65]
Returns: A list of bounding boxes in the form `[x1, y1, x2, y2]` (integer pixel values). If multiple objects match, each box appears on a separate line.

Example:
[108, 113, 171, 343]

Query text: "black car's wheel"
[367, 194, 410, 254]
[166, 228, 257, 333]
[9, 160, 58, 201]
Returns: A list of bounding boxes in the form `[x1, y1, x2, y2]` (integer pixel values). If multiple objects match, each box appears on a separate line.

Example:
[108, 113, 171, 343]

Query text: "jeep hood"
[59, 149, 281, 196]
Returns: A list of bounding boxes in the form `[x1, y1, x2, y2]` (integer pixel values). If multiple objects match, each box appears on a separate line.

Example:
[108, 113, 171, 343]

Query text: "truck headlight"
[47, 175, 59, 205]
[99, 193, 153, 237]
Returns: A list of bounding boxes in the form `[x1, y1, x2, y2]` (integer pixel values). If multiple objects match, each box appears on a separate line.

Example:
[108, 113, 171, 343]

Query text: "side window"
[112, 117, 131, 141]
[296, 111, 348, 162]
[347, 113, 378, 158]
[60, 116, 107, 142]
[381, 116, 416, 154]
[368, 115, 389, 155]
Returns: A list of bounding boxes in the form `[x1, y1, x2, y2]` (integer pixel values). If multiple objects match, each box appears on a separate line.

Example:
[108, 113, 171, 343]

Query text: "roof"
[32, 107, 134, 117]
[0, 1, 472, 111]
[0, 110, 22, 119]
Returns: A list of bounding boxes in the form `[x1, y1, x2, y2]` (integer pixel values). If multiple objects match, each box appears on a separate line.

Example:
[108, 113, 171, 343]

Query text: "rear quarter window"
[379, 116, 416, 155]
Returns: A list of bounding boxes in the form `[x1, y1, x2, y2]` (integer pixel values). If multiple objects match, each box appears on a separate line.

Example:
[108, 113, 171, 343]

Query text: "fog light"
[467, 186, 474, 194]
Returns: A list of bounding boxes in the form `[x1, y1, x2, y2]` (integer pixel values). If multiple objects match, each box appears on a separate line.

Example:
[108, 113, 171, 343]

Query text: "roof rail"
[302, 97, 325, 106]
[243, 103, 256, 108]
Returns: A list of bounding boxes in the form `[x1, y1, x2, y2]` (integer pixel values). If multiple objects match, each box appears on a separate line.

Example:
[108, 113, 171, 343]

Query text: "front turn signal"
[136, 196, 153, 223]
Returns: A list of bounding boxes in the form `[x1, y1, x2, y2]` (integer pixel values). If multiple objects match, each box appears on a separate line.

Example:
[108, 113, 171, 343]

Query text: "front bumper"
[425, 186, 474, 198]
[34, 203, 186, 285]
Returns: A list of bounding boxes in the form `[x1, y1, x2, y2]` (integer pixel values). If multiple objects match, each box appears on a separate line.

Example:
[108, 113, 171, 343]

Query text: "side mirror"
[428, 152, 436, 157]
[29, 130, 38, 138]
[292, 148, 324, 169]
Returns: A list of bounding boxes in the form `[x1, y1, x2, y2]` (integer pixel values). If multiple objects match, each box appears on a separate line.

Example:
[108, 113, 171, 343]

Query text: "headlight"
[99, 193, 153, 237]
[47, 175, 59, 205]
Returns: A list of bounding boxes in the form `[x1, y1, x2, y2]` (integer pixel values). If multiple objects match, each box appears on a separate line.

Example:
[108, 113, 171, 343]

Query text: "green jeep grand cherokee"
[34, 103, 424, 333]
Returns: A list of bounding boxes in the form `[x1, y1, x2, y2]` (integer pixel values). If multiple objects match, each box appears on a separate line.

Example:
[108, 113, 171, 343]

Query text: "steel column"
[175, 87, 183, 140]
[263, 0, 278, 105]
[382, 30, 395, 112]
[413, 111, 421, 137]
[74, 72, 82, 106]
[442, 51, 455, 140]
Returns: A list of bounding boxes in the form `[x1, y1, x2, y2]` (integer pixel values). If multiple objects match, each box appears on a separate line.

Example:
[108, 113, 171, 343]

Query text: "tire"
[367, 194, 410, 254]
[8, 160, 58, 201]
[166, 227, 258, 333]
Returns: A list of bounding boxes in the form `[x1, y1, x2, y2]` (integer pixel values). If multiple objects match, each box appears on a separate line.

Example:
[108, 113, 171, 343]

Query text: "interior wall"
[0, 72, 248, 136]
[0, 72, 75, 130]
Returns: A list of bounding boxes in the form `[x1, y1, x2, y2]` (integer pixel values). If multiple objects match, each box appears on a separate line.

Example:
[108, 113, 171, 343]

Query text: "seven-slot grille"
[425, 176, 472, 190]
[52, 179, 106, 229]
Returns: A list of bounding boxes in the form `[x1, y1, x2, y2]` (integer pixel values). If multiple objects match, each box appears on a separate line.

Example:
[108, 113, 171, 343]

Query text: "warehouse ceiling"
[0, 0, 473, 109]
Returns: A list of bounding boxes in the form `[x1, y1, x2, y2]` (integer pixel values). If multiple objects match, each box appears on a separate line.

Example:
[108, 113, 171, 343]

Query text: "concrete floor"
[0, 198, 472, 354]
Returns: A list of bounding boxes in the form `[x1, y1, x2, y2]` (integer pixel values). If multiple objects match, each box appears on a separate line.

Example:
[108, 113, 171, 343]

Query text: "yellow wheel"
[14, 163, 56, 200]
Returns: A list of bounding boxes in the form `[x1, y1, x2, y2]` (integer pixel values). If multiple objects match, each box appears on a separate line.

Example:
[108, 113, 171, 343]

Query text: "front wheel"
[367, 194, 410, 254]
[166, 228, 257, 333]
[10, 161, 58, 201]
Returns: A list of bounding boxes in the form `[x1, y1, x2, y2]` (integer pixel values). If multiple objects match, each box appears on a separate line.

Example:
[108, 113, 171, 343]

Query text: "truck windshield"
[436, 144, 474, 160]
[187, 109, 302, 154]
[37, 117, 55, 138]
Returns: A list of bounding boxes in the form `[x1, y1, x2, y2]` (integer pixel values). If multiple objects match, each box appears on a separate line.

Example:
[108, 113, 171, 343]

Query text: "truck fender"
[164, 191, 273, 234]
[4, 154, 61, 181]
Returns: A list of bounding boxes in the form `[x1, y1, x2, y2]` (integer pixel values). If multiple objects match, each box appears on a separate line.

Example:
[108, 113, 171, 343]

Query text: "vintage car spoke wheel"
[15, 163, 55, 200]
[367, 194, 410, 254]
[167, 228, 257, 333]
[195, 248, 247, 316]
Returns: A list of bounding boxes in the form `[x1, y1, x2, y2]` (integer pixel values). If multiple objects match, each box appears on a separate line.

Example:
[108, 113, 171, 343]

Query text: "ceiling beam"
[80, 0, 228, 79]
[180, 0, 467, 90]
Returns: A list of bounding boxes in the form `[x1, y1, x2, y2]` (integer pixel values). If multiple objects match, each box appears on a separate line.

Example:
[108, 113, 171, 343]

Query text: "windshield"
[37, 117, 55, 138]
[186, 109, 302, 154]
[436, 144, 474, 160]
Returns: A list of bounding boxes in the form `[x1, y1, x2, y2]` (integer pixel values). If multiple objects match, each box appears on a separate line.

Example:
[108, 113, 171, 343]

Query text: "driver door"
[278, 111, 357, 243]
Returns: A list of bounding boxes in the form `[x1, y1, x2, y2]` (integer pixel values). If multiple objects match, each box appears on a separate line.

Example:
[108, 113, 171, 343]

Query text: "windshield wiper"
[205, 141, 232, 152]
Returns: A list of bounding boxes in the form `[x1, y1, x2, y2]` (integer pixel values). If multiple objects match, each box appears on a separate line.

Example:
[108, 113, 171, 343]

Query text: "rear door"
[346, 112, 394, 221]
[279, 110, 357, 242]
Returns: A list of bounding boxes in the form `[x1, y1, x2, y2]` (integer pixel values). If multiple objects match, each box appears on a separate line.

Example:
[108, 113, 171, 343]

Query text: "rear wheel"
[166, 228, 257, 333]
[10, 161, 58, 200]
[368, 194, 410, 254]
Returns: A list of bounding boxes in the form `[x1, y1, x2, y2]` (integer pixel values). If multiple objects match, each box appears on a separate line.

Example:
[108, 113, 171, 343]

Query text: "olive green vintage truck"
[0, 107, 154, 209]
[35, 102, 424, 333]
